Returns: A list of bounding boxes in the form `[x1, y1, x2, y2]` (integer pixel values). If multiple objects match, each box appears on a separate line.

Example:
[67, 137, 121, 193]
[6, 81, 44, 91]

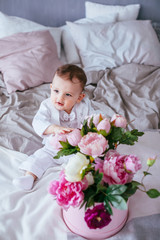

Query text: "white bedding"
[67, 20, 160, 70]
[0, 131, 160, 240]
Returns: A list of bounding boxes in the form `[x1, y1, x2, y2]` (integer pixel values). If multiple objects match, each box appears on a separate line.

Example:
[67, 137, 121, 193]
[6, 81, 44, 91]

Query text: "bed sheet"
[1, 62, 160, 156]
[0, 73, 93, 155]
[87, 63, 160, 131]
[0, 131, 160, 240]
[0, 74, 49, 155]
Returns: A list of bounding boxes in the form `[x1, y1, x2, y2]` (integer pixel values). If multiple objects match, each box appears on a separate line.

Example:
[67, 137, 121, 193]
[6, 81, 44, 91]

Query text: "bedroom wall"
[0, 0, 159, 26]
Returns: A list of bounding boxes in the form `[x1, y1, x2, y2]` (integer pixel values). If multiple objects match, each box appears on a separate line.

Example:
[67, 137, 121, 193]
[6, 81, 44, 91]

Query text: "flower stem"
[139, 166, 150, 192]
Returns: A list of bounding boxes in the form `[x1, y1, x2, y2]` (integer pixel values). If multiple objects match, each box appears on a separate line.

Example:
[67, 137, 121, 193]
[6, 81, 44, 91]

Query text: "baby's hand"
[43, 124, 74, 135]
[54, 126, 74, 134]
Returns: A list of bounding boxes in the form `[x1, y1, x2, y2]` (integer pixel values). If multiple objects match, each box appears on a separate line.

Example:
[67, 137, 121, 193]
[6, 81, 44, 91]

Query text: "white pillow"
[66, 20, 160, 70]
[62, 15, 117, 64]
[85, 1, 140, 21]
[0, 11, 62, 58]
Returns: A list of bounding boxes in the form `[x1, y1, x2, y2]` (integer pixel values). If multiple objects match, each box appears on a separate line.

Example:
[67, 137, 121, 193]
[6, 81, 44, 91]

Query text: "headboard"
[0, 0, 160, 27]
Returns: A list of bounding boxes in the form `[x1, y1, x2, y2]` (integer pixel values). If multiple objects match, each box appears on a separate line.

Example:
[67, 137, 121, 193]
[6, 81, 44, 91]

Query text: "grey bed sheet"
[0, 76, 48, 155]
[88, 63, 160, 130]
[0, 62, 160, 156]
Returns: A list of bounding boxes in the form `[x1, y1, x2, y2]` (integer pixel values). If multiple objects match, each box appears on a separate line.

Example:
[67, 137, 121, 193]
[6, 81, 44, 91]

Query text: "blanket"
[0, 131, 160, 240]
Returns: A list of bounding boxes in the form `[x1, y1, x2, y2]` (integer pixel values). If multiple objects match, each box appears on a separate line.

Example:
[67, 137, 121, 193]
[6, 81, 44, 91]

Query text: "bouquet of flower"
[48, 114, 160, 229]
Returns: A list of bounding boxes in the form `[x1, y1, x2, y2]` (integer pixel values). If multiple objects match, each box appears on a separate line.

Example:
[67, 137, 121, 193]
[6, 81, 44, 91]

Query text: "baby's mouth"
[57, 102, 64, 106]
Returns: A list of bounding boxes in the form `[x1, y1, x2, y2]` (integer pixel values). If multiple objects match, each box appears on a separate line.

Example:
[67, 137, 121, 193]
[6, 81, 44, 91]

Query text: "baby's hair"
[55, 64, 87, 90]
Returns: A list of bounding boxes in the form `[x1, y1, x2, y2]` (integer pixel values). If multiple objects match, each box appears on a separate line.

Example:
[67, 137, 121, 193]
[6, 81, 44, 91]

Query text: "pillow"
[152, 22, 160, 42]
[0, 11, 62, 58]
[66, 20, 160, 70]
[85, 1, 140, 21]
[0, 30, 62, 93]
[62, 15, 117, 64]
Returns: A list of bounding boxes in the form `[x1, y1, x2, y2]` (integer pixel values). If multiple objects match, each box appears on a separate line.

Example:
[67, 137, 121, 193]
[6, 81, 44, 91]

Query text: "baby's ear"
[50, 83, 52, 89]
[77, 93, 85, 103]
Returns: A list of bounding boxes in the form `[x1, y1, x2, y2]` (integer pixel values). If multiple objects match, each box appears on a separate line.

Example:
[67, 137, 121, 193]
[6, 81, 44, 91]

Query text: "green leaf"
[119, 129, 144, 146]
[106, 184, 127, 195]
[110, 127, 124, 142]
[105, 126, 123, 149]
[80, 119, 89, 136]
[59, 141, 71, 149]
[83, 186, 97, 209]
[98, 130, 108, 137]
[86, 197, 95, 208]
[97, 184, 107, 191]
[131, 129, 144, 137]
[81, 164, 94, 179]
[54, 147, 78, 159]
[143, 171, 152, 177]
[93, 170, 103, 185]
[82, 170, 107, 209]
[79, 200, 86, 209]
[88, 117, 95, 129]
[120, 131, 137, 145]
[94, 192, 106, 203]
[104, 199, 113, 215]
[146, 189, 160, 198]
[131, 180, 142, 188]
[121, 181, 140, 201]
[108, 195, 127, 210]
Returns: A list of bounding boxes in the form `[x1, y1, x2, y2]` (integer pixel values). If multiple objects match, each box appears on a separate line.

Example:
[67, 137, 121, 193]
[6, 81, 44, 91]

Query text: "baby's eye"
[54, 89, 59, 93]
[66, 93, 72, 97]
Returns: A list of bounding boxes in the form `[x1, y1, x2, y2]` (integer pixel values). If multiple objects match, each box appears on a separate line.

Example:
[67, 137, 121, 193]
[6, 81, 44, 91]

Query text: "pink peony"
[111, 114, 127, 128]
[97, 118, 111, 133]
[92, 114, 102, 127]
[124, 155, 141, 173]
[87, 114, 103, 128]
[50, 134, 67, 150]
[78, 132, 108, 158]
[67, 129, 82, 146]
[96, 150, 141, 185]
[103, 154, 129, 184]
[94, 157, 104, 173]
[84, 204, 111, 229]
[48, 171, 87, 210]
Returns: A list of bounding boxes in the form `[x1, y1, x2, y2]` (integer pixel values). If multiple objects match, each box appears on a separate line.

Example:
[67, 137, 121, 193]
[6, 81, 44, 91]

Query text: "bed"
[0, 0, 160, 239]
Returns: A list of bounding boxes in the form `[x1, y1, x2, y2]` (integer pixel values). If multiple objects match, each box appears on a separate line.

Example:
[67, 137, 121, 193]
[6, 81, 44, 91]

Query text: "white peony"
[85, 172, 94, 186]
[65, 152, 89, 182]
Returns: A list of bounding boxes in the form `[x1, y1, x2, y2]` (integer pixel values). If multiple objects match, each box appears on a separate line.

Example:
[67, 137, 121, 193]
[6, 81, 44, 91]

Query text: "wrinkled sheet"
[0, 131, 160, 240]
[0, 75, 49, 155]
[88, 63, 160, 130]
[1, 63, 160, 155]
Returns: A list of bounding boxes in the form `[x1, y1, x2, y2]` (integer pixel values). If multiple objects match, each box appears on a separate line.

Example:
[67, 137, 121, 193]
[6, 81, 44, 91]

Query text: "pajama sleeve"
[32, 99, 54, 138]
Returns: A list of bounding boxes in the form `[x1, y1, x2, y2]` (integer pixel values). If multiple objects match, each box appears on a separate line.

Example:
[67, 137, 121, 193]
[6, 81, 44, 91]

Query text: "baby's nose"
[57, 94, 64, 102]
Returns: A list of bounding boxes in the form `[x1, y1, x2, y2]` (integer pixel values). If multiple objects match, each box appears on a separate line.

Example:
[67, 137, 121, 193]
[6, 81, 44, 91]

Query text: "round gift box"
[63, 204, 129, 239]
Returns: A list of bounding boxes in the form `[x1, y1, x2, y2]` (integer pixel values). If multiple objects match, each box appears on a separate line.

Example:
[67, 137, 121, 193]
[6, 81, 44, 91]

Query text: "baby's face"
[50, 74, 85, 114]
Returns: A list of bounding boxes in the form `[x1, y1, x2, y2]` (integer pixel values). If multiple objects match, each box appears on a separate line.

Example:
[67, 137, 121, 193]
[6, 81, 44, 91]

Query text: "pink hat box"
[62, 203, 129, 239]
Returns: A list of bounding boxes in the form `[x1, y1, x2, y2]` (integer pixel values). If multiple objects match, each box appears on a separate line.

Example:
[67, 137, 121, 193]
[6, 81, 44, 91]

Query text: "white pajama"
[20, 144, 70, 178]
[19, 97, 101, 178]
